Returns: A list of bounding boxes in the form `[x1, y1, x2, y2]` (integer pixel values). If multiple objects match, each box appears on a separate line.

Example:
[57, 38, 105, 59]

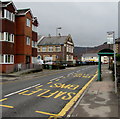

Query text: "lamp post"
[107, 31, 117, 93]
[56, 27, 62, 36]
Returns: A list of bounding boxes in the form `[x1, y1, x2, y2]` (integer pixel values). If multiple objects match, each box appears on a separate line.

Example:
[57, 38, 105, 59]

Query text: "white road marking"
[50, 76, 64, 81]
[4, 84, 41, 98]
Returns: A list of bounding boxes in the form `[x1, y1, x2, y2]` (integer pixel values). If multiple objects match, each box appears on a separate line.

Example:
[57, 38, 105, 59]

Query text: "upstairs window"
[48, 46, 53, 52]
[32, 41, 37, 48]
[56, 46, 61, 52]
[26, 37, 30, 45]
[0, 32, 14, 43]
[26, 18, 31, 27]
[32, 24, 37, 32]
[42, 47, 47, 52]
[4, 9, 15, 22]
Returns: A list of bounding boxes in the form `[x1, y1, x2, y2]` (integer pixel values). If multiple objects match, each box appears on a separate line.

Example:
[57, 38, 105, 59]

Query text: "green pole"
[98, 55, 101, 81]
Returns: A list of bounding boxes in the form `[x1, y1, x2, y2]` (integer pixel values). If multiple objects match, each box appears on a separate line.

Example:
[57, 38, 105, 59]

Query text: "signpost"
[107, 31, 117, 93]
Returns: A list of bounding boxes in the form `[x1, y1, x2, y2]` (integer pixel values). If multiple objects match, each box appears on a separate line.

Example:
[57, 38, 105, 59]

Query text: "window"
[56, 46, 61, 52]
[42, 47, 47, 52]
[26, 37, 30, 45]
[48, 46, 53, 52]
[32, 41, 37, 48]
[66, 45, 69, 52]
[32, 24, 37, 32]
[0, 55, 4, 63]
[3, 9, 15, 22]
[0, 54, 14, 64]
[0, 32, 14, 42]
[26, 18, 31, 27]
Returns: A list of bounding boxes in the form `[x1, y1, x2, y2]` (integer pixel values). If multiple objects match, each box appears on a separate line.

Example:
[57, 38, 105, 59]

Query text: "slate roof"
[38, 36, 68, 46]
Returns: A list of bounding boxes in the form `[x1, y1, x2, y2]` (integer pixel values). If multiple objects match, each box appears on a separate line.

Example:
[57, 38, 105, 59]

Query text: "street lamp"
[107, 31, 117, 93]
[56, 27, 62, 36]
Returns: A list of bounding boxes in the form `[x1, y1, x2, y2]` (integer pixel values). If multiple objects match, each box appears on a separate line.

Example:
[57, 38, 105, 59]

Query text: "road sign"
[107, 32, 114, 44]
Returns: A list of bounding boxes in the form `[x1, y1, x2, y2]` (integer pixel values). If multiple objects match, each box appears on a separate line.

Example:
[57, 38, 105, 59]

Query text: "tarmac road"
[1, 65, 97, 118]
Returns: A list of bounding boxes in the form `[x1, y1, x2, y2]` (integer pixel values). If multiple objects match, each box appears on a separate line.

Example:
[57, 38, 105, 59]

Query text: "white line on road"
[50, 76, 64, 81]
[4, 84, 41, 98]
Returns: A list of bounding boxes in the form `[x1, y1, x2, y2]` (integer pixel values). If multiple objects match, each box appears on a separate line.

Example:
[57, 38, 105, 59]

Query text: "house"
[81, 53, 109, 63]
[0, 1, 39, 73]
[0, 1, 16, 73]
[37, 34, 74, 65]
[15, 8, 38, 68]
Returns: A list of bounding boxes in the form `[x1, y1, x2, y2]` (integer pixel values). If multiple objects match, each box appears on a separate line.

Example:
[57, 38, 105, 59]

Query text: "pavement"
[68, 64, 120, 119]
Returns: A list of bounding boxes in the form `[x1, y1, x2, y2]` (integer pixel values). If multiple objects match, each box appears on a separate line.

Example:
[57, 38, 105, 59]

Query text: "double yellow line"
[0, 98, 14, 108]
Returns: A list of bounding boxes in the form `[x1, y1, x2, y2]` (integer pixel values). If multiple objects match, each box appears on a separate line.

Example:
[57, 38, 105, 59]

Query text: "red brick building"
[0, 1, 39, 73]
[37, 34, 74, 65]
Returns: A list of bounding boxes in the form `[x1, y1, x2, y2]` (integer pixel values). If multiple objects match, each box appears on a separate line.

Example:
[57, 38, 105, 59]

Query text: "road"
[1, 65, 97, 118]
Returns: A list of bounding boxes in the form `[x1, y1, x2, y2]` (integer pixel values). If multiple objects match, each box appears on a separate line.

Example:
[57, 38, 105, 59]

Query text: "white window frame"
[48, 46, 53, 52]
[26, 18, 31, 27]
[42, 47, 47, 52]
[26, 37, 30, 45]
[56, 46, 61, 52]
[32, 41, 37, 48]
[32, 24, 37, 32]
[0, 32, 14, 43]
[0, 54, 14, 64]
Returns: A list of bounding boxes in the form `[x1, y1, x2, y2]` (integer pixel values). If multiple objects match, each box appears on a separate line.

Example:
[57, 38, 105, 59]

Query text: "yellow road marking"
[35, 110, 57, 116]
[0, 105, 14, 108]
[57, 73, 97, 117]
[0, 98, 8, 102]
[47, 82, 52, 84]
[55, 79, 59, 81]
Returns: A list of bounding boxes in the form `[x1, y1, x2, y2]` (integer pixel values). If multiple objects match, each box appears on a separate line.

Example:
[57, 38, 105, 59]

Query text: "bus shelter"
[98, 49, 114, 81]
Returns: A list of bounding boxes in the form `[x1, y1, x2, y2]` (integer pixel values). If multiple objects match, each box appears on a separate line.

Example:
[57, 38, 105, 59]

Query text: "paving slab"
[70, 64, 119, 118]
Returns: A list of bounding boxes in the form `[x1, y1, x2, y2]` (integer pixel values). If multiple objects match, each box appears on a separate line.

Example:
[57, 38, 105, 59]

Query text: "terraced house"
[37, 34, 74, 65]
[0, 1, 39, 73]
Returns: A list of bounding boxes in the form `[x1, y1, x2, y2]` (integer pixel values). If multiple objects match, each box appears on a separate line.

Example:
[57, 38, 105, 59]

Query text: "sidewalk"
[0, 68, 43, 82]
[0, 68, 67, 82]
[69, 64, 119, 118]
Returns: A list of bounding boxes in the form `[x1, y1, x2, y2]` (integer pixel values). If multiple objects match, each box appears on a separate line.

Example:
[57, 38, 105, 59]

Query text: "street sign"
[107, 32, 114, 44]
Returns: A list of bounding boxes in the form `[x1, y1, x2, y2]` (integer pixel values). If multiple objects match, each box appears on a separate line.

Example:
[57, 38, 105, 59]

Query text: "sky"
[12, 0, 118, 47]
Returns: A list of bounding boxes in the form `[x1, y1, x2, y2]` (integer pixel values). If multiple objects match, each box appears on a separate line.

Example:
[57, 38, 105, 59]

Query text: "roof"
[16, 8, 33, 17]
[38, 35, 70, 46]
[82, 53, 98, 57]
[1, 1, 10, 7]
[1, 1, 17, 12]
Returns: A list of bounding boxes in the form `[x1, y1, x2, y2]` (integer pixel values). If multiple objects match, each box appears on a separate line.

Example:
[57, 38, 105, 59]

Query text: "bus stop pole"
[98, 55, 101, 81]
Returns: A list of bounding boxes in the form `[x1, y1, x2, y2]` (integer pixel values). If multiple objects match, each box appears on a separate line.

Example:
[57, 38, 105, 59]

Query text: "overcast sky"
[13, 1, 118, 47]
